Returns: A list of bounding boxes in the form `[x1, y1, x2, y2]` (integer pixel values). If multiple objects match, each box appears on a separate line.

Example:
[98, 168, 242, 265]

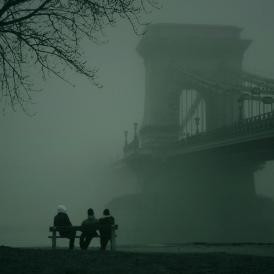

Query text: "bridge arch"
[179, 89, 206, 138]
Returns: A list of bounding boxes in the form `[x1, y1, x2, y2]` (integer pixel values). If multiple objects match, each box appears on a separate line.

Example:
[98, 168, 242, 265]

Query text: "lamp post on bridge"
[134, 122, 138, 139]
[194, 117, 200, 135]
[133, 122, 139, 150]
[238, 93, 249, 121]
[123, 130, 128, 153]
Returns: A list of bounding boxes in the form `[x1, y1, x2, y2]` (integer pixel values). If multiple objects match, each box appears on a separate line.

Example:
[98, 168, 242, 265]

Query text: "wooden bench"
[48, 225, 118, 250]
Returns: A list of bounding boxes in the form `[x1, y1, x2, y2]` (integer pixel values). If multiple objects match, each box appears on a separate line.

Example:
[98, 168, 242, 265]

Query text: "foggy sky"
[1, 0, 274, 247]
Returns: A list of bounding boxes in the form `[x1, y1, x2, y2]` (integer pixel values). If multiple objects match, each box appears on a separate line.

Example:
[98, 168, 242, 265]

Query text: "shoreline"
[3, 242, 274, 257]
[1, 246, 274, 273]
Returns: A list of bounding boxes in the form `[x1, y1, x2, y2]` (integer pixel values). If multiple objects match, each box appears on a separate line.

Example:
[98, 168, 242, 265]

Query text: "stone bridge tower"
[137, 24, 250, 146]
[108, 24, 274, 245]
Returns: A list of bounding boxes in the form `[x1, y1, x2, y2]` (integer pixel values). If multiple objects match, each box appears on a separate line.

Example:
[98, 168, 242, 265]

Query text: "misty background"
[1, 0, 274, 247]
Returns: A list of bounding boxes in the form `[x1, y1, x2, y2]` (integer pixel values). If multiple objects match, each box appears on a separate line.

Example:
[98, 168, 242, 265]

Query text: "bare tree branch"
[0, 0, 158, 111]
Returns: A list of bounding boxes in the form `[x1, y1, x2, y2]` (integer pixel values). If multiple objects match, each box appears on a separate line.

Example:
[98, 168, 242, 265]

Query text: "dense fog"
[1, 0, 274, 247]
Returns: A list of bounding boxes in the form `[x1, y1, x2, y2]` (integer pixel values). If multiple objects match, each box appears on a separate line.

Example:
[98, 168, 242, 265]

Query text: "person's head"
[87, 208, 94, 216]
[57, 205, 67, 214]
[103, 209, 110, 216]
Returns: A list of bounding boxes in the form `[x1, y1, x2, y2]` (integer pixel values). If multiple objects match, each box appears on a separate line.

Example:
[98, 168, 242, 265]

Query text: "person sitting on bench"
[53, 205, 76, 250]
[99, 209, 115, 251]
[79, 208, 99, 250]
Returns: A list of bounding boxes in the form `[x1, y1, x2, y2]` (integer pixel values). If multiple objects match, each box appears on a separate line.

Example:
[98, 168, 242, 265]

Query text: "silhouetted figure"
[80, 208, 99, 250]
[99, 209, 115, 251]
[53, 205, 76, 249]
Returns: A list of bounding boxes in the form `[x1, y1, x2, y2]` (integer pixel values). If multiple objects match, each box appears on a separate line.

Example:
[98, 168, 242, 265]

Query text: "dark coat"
[99, 215, 115, 238]
[54, 212, 72, 235]
[81, 216, 99, 236]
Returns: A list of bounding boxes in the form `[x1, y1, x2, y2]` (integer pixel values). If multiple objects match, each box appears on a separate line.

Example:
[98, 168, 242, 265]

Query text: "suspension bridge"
[111, 24, 274, 245]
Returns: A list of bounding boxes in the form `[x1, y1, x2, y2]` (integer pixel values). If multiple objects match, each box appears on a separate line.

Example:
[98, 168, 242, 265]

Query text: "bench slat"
[49, 226, 82, 232]
[48, 236, 81, 239]
[49, 225, 118, 232]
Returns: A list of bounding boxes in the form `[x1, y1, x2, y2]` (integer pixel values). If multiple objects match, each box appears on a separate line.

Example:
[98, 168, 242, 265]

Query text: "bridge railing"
[123, 111, 274, 156]
[178, 110, 274, 147]
[124, 137, 139, 156]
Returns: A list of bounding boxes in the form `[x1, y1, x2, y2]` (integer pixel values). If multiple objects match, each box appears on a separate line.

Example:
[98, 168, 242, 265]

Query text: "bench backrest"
[49, 225, 118, 232]
[49, 226, 81, 232]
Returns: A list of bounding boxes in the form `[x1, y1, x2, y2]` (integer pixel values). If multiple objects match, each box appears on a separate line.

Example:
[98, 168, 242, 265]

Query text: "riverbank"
[0, 246, 274, 273]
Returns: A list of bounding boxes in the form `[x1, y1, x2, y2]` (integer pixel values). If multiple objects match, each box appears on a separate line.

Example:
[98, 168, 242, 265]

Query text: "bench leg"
[110, 229, 116, 251]
[52, 231, 56, 249]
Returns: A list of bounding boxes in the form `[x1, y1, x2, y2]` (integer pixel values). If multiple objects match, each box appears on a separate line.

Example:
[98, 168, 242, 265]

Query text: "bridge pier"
[110, 152, 274, 244]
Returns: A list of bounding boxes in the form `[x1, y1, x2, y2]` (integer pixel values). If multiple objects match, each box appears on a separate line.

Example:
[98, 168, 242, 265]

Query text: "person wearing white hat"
[54, 205, 76, 249]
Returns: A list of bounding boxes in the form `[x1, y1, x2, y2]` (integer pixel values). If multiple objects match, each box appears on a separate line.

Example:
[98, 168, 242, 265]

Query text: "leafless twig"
[0, 0, 158, 111]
